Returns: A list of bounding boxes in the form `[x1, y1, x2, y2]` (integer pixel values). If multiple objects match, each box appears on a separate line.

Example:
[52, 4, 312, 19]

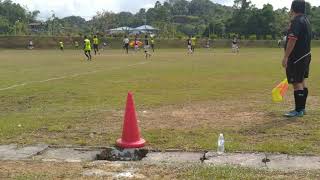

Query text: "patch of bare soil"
[8, 96, 319, 146]
[0, 161, 180, 179]
[238, 95, 320, 144]
[0, 161, 83, 179]
[138, 100, 270, 130]
[58, 99, 272, 139]
[7, 99, 274, 145]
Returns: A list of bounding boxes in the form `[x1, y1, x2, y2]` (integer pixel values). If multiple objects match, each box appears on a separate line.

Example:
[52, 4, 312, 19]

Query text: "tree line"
[0, 0, 319, 39]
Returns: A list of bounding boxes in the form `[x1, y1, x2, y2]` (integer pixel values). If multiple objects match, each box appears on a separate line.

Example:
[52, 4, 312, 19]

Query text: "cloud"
[13, 0, 149, 20]
[11, 0, 320, 20]
[212, 0, 320, 9]
[250, 0, 320, 9]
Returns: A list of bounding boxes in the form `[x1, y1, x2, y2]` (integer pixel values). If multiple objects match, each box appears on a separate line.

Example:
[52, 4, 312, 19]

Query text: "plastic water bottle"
[217, 133, 225, 155]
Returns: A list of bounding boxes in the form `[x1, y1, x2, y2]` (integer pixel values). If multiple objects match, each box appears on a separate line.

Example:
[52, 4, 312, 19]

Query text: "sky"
[11, 0, 320, 20]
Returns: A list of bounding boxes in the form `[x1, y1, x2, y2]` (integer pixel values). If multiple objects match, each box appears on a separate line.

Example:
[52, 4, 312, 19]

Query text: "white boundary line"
[0, 61, 149, 91]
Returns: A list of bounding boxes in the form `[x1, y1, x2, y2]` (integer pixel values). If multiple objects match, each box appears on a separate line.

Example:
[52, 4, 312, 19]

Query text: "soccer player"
[191, 36, 196, 52]
[59, 41, 64, 51]
[277, 39, 282, 48]
[150, 37, 155, 52]
[84, 36, 92, 61]
[28, 40, 34, 50]
[187, 36, 193, 54]
[102, 42, 107, 51]
[206, 38, 210, 49]
[93, 35, 99, 55]
[134, 36, 139, 53]
[283, 35, 287, 42]
[144, 35, 151, 59]
[231, 36, 239, 53]
[74, 41, 79, 49]
[123, 35, 129, 54]
[282, 0, 312, 117]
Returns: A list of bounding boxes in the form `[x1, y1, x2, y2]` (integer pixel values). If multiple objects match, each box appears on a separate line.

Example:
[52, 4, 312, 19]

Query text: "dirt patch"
[6, 96, 320, 151]
[5, 99, 273, 146]
[77, 95, 319, 134]
[0, 161, 83, 179]
[280, 95, 320, 111]
[62, 99, 271, 135]
[138, 101, 268, 130]
[0, 161, 180, 179]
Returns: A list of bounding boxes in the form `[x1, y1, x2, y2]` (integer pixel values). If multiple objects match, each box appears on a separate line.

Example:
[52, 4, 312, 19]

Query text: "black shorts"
[124, 43, 129, 49]
[84, 50, 91, 53]
[286, 55, 311, 84]
[93, 44, 99, 50]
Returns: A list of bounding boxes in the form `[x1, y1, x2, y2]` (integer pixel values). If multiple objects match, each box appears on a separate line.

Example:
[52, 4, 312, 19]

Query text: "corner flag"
[272, 78, 289, 102]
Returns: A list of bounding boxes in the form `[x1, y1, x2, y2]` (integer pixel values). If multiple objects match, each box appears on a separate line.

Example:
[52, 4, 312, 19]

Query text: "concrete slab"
[82, 169, 113, 177]
[205, 152, 267, 169]
[82, 168, 146, 179]
[86, 160, 124, 169]
[1, 144, 320, 172]
[267, 154, 320, 171]
[0, 144, 17, 152]
[0, 144, 48, 160]
[35, 148, 101, 162]
[143, 152, 203, 163]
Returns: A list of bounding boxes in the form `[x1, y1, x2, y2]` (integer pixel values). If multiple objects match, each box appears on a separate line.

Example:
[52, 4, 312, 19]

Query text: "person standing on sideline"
[283, 0, 312, 117]
[93, 35, 99, 55]
[84, 36, 92, 61]
[123, 36, 130, 54]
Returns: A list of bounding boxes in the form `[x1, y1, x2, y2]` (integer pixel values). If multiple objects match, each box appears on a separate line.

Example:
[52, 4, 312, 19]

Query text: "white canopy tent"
[107, 27, 134, 34]
[134, 25, 159, 31]
[107, 25, 159, 35]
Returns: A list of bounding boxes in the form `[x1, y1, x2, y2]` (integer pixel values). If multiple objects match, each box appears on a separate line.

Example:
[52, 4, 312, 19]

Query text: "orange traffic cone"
[116, 92, 146, 148]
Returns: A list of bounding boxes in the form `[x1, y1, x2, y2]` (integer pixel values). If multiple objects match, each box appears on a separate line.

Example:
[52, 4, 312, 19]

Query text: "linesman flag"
[272, 78, 289, 102]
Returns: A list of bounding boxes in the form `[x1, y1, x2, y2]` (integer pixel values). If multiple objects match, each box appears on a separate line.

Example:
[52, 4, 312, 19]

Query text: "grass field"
[0, 48, 319, 155]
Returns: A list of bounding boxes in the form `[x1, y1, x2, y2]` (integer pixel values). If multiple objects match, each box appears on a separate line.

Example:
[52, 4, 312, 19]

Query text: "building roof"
[29, 22, 46, 26]
[134, 25, 159, 31]
[108, 25, 159, 33]
[109, 26, 133, 31]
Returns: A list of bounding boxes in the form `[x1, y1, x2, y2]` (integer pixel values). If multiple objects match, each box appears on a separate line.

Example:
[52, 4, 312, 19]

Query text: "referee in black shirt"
[283, 0, 312, 117]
